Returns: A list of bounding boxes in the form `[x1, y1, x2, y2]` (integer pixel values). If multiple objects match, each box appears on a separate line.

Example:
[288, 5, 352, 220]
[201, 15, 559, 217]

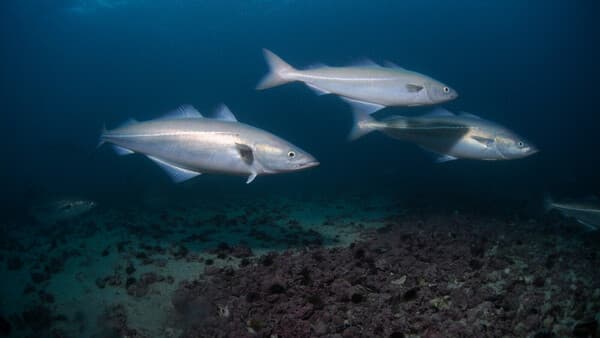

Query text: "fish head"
[495, 131, 538, 159]
[425, 81, 458, 103]
[254, 138, 319, 173]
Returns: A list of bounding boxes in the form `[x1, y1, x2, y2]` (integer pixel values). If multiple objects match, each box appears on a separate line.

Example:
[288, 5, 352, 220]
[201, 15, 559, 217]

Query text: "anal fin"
[340, 97, 385, 115]
[147, 156, 201, 183]
[306, 83, 331, 96]
[112, 145, 135, 156]
[577, 219, 599, 231]
[435, 154, 458, 163]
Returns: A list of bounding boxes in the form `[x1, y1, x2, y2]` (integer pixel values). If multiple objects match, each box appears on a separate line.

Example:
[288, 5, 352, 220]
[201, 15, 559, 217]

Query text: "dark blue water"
[1, 0, 599, 217]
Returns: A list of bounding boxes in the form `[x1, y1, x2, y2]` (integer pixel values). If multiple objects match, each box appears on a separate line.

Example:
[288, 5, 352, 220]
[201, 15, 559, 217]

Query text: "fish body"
[350, 108, 537, 161]
[546, 197, 600, 230]
[257, 49, 457, 115]
[30, 198, 96, 224]
[100, 105, 318, 184]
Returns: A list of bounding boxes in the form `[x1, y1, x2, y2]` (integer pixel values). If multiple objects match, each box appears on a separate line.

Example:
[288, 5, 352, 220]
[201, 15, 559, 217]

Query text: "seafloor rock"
[170, 243, 189, 259]
[231, 244, 254, 258]
[97, 304, 143, 337]
[173, 213, 600, 337]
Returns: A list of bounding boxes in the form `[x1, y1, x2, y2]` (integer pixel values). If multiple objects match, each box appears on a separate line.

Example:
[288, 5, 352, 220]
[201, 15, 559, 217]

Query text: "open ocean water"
[1, 1, 600, 337]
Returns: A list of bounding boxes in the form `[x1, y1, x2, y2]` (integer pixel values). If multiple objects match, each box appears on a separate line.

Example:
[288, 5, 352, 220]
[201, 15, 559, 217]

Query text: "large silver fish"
[546, 196, 600, 230]
[350, 108, 538, 162]
[99, 105, 319, 184]
[256, 49, 457, 115]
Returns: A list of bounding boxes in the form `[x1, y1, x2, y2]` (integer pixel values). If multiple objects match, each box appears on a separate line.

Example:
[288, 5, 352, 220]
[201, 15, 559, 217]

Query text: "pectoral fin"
[235, 143, 254, 165]
[471, 136, 495, 147]
[246, 172, 257, 184]
[112, 145, 135, 156]
[406, 84, 424, 92]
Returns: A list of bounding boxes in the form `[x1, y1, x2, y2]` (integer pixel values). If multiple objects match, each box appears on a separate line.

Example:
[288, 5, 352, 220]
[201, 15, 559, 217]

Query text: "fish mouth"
[300, 160, 320, 169]
[526, 146, 539, 156]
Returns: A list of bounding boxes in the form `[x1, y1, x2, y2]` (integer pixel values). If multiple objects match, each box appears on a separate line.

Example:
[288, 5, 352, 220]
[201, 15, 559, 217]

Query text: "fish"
[256, 49, 458, 115]
[349, 108, 538, 162]
[99, 105, 319, 184]
[30, 198, 96, 224]
[545, 196, 600, 230]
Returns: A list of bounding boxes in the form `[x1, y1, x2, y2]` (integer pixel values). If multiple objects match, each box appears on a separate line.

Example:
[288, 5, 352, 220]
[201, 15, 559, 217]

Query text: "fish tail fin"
[349, 110, 379, 141]
[256, 49, 296, 90]
[97, 123, 107, 149]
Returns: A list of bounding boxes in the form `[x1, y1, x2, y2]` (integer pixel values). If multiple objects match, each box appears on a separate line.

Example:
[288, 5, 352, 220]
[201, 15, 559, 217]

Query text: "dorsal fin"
[159, 105, 203, 120]
[383, 61, 406, 70]
[213, 104, 237, 122]
[423, 108, 455, 118]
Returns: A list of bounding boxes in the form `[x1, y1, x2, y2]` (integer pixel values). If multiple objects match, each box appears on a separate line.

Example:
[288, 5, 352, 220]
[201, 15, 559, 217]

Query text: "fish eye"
[518, 141, 524, 148]
[443, 87, 449, 93]
[287, 151, 296, 158]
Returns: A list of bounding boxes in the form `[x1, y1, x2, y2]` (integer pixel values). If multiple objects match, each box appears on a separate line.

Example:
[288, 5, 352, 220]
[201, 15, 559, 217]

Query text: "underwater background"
[1, 0, 600, 337]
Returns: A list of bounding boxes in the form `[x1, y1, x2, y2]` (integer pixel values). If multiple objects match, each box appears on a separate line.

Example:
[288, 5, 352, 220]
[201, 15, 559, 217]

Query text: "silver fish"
[349, 108, 538, 162]
[99, 105, 319, 184]
[546, 196, 600, 230]
[30, 198, 96, 224]
[256, 49, 457, 115]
